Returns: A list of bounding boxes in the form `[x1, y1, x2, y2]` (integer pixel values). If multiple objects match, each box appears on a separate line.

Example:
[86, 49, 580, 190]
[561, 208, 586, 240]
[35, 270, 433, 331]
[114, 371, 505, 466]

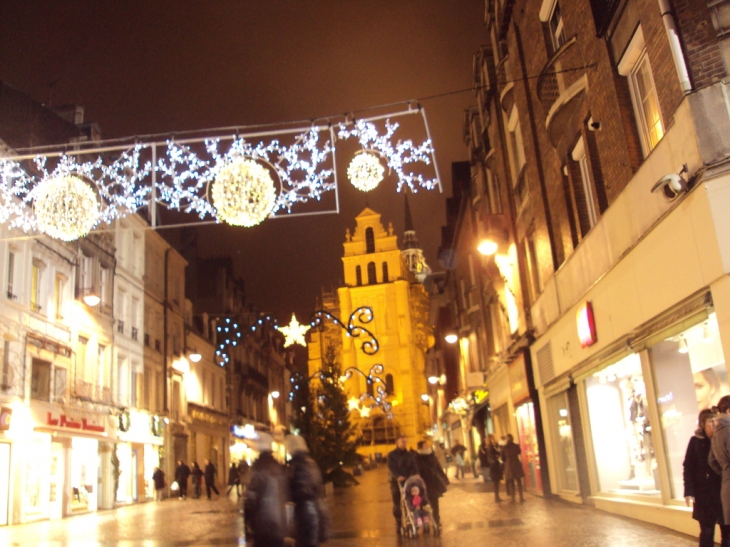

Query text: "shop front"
[115, 409, 163, 504]
[188, 403, 228, 485]
[509, 353, 543, 494]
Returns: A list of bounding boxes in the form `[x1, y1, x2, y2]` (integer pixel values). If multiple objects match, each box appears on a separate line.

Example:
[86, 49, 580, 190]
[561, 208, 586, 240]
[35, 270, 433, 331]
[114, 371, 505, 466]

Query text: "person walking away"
[486, 435, 504, 502]
[286, 435, 331, 547]
[190, 462, 203, 499]
[152, 466, 166, 501]
[238, 459, 250, 490]
[710, 395, 730, 540]
[204, 458, 220, 499]
[450, 441, 466, 479]
[414, 440, 449, 530]
[502, 434, 525, 502]
[434, 442, 448, 475]
[175, 460, 191, 500]
[244, 432, 289, 547]
[387, 435, 418, 535]
[686, 408, 730, 547]
[478, 437, 490, 483]
[227, 462, 241, 497]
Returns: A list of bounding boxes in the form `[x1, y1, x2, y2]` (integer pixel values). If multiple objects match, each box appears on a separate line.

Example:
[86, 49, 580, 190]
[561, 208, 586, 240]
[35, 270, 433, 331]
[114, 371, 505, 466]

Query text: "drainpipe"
[164, 247, 171, 414]
[658, 0, 693, 94]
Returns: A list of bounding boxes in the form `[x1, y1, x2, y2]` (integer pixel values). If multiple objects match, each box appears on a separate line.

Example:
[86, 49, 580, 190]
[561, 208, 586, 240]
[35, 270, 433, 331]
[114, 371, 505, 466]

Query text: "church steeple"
[401, 193, 431, 283]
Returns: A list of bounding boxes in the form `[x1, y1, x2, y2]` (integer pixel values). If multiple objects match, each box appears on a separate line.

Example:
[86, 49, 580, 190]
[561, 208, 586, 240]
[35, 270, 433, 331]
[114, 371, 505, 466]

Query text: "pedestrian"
[450, 441, 466, 479]
[502, 433, 525, 503]
[710, 395, 730, 538]
[686, 408, 730, 546]
[175, 460, 191, 500]
[286, 434, 331, 547]
[414, 440, 449, 530]
[238, 459, 250, 490]
[387, 434, 418, 535]
[204, 458, 220, 499]
[478, 437, 490, 483]
[227, 462, 241, 497]
[152, 466, 166, 502]
[191, 461, 203, 499]
[433, 442, 448, 475]
[486, 435, 504, 502]
[244, 432, 289, 547]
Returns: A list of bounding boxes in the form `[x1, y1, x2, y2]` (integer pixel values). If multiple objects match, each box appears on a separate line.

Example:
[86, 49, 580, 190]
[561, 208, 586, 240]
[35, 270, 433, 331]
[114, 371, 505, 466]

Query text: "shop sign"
[232, 424, 257, 439]
[577, 301, 598, 348]
[508, 354, 529, 404]
[472, 390, 489, 406]
[190, 405, 228, 428]
[46, 412, 105, 433]
[0, 406, 11, 431]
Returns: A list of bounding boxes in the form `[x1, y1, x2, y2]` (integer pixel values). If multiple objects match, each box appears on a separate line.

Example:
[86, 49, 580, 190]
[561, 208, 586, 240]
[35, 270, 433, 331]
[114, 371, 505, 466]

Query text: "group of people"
[244, 432, 331, 547]
[477, 433, 526, 503]
[684, 395, 730, 546]
[150, 458, 234, 501]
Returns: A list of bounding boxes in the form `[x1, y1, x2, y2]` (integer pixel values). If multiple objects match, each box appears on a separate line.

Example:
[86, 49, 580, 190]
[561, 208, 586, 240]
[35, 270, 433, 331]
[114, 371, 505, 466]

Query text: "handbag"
[170, 481, 179, 492]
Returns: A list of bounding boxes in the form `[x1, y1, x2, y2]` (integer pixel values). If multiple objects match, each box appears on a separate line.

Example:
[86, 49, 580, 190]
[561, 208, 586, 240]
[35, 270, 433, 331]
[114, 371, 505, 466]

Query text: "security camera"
[588, 121, 601, 131]
[651, 171, 687, 200]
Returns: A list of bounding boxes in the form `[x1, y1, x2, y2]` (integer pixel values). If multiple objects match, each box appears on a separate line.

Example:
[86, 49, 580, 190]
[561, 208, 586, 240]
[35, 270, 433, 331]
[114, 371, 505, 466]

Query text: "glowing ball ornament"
[211, 158, 277, 227]
[347, 152, 385, 192]
[33, 175, 100, 241]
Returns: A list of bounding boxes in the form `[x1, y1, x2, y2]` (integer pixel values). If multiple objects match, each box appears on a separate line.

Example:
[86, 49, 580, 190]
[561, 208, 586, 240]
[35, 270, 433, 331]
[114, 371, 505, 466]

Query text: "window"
[118, 358, 128, 406]
[54, 274, 66, 320]
[524, 232, 542, 303]
[618, 27, 664, 156]
[507, 106, 527, 180]
[1, 341, 11, 391]
[385, 374, 395, 395]
[355, 265, 363, 286]
[367, 262, 377, 285]
[548, 1, 566, 52]
[546, 391, 578, 492]
[76, 336, 89, 383]
[365, 227, 375, 253]
[100, 266, 110, 308]
[53, 367, 67, 402]
[98, 344, 107, 389]
[382, 262, 389, 283]
[570, 137, 598, 234]
[80, 254, 93, 293]
[486, 168, 503, 214]
[31, 358, 51, 401]
[30, 261, 42, 312]
[6, 251, 16, 300]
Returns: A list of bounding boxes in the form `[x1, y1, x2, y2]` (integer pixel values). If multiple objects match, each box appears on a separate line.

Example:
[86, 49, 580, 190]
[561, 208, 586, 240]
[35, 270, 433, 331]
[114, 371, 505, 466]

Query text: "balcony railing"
[536, 36, 577, 114]
[75, 380, 114, 405]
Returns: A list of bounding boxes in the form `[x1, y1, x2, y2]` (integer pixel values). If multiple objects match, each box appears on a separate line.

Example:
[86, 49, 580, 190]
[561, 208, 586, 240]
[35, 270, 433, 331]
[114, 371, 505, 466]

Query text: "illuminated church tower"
[309, 207, 432, 456]
[401, 194, 431, 283]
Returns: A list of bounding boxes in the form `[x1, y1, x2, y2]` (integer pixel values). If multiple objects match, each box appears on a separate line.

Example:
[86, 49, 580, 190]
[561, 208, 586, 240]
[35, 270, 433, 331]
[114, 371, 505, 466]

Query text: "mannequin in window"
[626, 377, 655, 483]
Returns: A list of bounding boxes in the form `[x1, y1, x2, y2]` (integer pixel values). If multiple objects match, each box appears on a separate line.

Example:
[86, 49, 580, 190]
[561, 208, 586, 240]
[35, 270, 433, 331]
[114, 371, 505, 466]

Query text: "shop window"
[653, 313, 727, 501]
[585, 353, 661, 497]
[547, 392, 578, 492]
[365, 227, 375, 253]
[31, 358, 51, 401]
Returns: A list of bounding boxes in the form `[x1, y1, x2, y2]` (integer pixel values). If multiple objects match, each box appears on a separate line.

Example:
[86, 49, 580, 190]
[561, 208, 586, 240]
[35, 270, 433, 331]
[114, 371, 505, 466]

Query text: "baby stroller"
[399, 475, 434, 538]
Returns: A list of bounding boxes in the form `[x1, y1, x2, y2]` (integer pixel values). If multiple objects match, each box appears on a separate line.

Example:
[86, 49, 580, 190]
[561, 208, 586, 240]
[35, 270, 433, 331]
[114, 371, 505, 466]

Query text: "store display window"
[586, 353, 661, 497]
[70, 437, 98, 512]
[546, 392, 578, 492]
[515, 402, 542, 492]
[652, 313, 727, 501]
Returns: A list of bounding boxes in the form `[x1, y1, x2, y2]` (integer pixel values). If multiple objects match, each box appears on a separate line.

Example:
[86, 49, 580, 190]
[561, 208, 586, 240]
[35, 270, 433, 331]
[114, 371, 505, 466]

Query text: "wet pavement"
[0, 465, 702, 546]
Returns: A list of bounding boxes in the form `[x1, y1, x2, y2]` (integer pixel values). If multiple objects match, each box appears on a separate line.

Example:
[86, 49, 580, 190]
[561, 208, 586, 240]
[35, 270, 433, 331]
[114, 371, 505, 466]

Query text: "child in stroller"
[402, 475, 432, 535]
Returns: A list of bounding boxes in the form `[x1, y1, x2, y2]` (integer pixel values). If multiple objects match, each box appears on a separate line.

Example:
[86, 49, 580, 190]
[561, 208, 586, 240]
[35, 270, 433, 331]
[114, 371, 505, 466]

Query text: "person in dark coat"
[190, 462, 203, 499]
[415, 440, 449, 529]
[286, 435, 330, 547]
[238, 459, 250, 489]
[204, 458, 220, 499]
[502, 434, 525, 503]
[692, 408, 730, 546]
[244, 433, 289, 547]
[227, 462, 241, 497]
[711, 395, 730, 528]
[387, 435, 418, 534]
[174, 460, 191, 500]
[478, 435, 504, 502]
[152, 466, 166, 501]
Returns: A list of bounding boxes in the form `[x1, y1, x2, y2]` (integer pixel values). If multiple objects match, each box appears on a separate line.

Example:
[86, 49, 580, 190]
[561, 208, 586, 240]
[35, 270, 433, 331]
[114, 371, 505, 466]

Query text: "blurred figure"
[245, 433, 289, 547]
[712, 395, 730, 530]
[486, 435, 504, 502]
[227, 462, 241, 497]
[685, 409, 729, 547]
[433, 442, 448, 475]
[204, 458, 219, 499]
[238, 459, 250, 489]
[415, 440, 449, 530]
[695, 368, 724, 411]
[190, 462, 203, 499]
[175, 460, 191, 500]
[450, 441, 466, 479]
[286, 435, 330, 547]
[152, 466, 166, 502]
[502, 434, 525, 503]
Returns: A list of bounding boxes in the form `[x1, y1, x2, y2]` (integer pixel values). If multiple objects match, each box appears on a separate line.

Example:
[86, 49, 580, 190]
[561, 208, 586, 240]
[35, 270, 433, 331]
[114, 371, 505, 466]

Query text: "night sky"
[0, 1, 487, 322]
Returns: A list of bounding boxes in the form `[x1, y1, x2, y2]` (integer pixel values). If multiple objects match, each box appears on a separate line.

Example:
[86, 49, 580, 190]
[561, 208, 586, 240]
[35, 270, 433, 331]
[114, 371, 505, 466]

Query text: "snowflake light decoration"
[211, 158, 277, 227]
[33, 175, 100, 241]
[347, 151, 385, 192]
[279, 314, 310, 347]
[338, 119, 437, 193]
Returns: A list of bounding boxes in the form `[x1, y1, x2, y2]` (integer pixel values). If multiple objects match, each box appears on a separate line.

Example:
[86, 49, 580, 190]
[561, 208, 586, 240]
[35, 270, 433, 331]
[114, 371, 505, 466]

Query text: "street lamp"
[270, 390, 280, 399]
[188, 349, 202, 362]
[477, 239, 499, 256]
[420, 393, 430, 403]
[427, 376, 439, 385]
[444, 333, 458, 344]
[83, 293, 100, 307]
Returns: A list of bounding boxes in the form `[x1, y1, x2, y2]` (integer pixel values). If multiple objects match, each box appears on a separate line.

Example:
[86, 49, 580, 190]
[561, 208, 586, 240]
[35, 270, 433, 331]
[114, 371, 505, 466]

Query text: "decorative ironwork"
[343, 364, 393, 419]
[310, 306, 379, 355]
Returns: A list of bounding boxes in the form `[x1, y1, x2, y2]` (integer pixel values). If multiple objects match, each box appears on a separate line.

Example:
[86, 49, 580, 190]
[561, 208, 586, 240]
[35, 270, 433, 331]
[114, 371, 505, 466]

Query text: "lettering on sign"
[46, 412, 105, 433]
[190, 409, 227, 427]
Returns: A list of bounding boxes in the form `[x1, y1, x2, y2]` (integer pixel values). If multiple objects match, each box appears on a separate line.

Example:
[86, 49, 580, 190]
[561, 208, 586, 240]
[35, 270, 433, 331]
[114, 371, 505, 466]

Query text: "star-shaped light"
[348, 397, 361, 411]
[280, 314, 309, 347]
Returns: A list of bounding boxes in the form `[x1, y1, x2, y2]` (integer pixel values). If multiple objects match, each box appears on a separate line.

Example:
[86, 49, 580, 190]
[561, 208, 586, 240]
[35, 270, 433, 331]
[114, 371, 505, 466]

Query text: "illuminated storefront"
[115, 410, 163, 504]
[188, 403, 228, 482]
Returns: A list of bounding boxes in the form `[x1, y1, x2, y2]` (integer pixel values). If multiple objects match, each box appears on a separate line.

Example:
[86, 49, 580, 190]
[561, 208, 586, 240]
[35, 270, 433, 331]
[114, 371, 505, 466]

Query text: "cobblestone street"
[0, 465, 703, 546]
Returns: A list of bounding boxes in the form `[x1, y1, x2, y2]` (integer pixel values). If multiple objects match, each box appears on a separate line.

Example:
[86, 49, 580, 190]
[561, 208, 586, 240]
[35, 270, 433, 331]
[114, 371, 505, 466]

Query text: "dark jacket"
[175, 463, 191, 484]
[387, 447, 418, 483]
[415, 449, 449, 499]
[485, 443, 503, 482]
[228, 465, 241, 486]
[502, 441, 524, 480]
[152, 468, 165, 490]
[204, 462, 217, 485]
[244, 451, 289, 547]
[289, 451, 330, 547]
[711, 414, 730, 524]
[191, 464, 203, 485]
[685, 431, 723, 523]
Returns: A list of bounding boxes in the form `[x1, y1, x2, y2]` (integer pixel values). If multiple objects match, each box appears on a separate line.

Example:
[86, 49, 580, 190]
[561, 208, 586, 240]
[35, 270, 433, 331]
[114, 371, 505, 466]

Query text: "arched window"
[355, 265, 362, 286]
[385, 373, 394, 395]
[367, 379, 374, 398]
[382, 262, 389, 282]
[365, 227, 375, 253]
[367, 262, 377, 285]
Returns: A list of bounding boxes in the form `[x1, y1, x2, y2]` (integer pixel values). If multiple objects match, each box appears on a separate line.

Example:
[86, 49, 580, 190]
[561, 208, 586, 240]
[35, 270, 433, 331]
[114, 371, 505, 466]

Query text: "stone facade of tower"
[401, 195, 431, 283]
